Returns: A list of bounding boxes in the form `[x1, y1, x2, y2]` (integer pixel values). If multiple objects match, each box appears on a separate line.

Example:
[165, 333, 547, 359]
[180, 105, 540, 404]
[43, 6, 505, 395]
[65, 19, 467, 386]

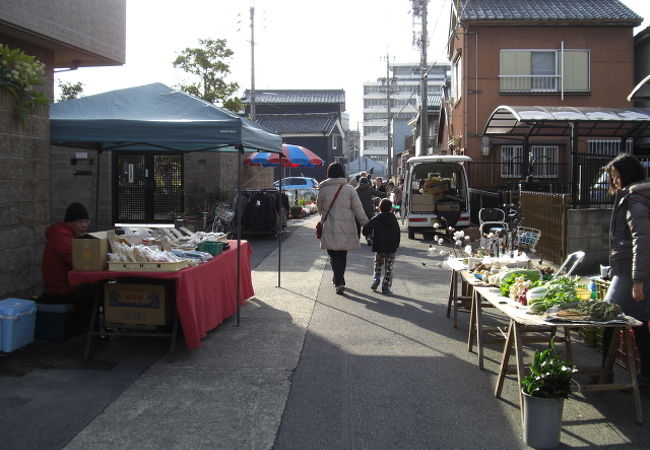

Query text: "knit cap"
[64, 202, 89, 222]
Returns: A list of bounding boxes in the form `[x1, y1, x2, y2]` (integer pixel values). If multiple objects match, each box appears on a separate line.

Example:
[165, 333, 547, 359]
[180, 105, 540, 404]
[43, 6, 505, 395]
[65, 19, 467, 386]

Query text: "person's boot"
[371, 277, 381, 290]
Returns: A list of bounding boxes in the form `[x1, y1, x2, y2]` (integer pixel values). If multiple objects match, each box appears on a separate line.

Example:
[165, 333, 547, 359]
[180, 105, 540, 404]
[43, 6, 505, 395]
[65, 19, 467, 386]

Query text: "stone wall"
[566, 207, 611, 275]
[49, 145, 113, 230]
[0, 52, 52, 298]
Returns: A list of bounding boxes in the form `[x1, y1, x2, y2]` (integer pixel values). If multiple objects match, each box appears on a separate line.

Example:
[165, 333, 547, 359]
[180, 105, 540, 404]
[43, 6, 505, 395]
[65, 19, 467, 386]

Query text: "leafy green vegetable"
[521, 339, 576, 399]
[576, 301, 622, 321]
[528, 276, 579, 313]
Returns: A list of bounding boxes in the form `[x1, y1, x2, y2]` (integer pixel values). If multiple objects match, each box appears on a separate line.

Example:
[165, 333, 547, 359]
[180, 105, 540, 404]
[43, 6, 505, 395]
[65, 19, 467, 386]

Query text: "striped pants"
[374, 252, 396, 287]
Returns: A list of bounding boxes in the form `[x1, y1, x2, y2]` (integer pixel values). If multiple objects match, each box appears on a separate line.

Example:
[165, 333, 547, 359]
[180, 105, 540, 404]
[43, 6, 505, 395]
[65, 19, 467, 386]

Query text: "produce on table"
[542, 301, 623, 322]
[525, 285, 549, 305]
[576, 300, 622, 322]
[498, 269, 542, 297]
[527, 276, 579, 314]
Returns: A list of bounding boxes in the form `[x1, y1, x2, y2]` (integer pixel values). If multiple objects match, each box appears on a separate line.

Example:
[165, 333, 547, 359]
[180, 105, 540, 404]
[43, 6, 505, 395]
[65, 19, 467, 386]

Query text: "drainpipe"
[570, 122, 578, 207]
[463, 26, 469, 157]
[560, 41, 564, 101]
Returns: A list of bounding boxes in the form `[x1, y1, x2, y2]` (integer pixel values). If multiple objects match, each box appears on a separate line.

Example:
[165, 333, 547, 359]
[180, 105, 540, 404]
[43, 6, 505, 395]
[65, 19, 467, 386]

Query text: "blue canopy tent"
[50, 83, 283, 325]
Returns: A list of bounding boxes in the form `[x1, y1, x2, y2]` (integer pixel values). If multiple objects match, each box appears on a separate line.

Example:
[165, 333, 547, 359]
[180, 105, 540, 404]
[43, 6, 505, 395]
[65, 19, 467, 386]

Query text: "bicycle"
[204, 202, 235, 236]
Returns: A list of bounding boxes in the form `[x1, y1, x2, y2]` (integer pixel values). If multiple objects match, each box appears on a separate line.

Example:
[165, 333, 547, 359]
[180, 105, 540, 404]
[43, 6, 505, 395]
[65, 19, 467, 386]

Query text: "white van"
[403, 155, 472, 239]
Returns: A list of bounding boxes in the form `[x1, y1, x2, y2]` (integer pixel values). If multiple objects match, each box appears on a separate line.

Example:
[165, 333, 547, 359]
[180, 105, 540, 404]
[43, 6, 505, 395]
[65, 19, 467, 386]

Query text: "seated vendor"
[41, 202, 94, 322]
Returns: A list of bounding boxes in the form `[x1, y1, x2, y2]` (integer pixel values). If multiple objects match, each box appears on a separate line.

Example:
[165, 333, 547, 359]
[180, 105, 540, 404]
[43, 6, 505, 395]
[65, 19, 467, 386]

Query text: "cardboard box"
[104, 283, 170, 326]
[73, 231, 113, 271]
[436, 201, 460, 212]
[410, 194, 435, 212]
[420, 180, 450, 195]
[35, 303, 80, 340]
[0, 298, 37, 352]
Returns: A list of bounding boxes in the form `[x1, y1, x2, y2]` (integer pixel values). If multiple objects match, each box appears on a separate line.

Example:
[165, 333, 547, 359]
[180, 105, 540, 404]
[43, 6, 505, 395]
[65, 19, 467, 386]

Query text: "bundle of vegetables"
[528, 276, 579, 314]
[508, 276, 536, 304]
[576, 300, 622, 322]
[498, 269, 542, 297]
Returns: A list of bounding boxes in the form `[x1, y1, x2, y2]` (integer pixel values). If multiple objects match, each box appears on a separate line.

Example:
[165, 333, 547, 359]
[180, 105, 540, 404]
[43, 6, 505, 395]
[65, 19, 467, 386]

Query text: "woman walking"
[317, 162, 369, 295]
[603, 153, 650, 385]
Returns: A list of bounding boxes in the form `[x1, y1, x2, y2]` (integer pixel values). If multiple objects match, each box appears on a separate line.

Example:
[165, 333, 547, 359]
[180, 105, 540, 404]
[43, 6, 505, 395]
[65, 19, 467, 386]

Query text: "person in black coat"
[362, 198, 401, 294]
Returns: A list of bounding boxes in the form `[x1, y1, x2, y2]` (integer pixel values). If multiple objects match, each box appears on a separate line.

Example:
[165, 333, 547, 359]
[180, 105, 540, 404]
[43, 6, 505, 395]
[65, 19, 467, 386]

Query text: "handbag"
[316, 185, 343, 239]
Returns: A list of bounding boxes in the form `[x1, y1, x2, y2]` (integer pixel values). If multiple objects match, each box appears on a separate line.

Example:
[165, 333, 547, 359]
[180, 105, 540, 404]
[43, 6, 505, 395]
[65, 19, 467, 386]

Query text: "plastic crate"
[615, 329, 641, 374]
[197, 241, 224, 256]
[594, 278, 611, 301]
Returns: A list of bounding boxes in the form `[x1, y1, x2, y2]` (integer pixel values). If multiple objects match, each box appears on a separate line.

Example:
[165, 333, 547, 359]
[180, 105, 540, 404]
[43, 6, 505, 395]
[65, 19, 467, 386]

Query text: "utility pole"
[381, 54, 395, 180]
[412, 0, 428, 155]
[419, 0, 428, 155]
[249, 5, 256, 121]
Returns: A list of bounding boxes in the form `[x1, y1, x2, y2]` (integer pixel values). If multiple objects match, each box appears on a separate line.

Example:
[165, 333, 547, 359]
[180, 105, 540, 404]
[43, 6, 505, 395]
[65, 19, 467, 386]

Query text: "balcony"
[499, 75, 561, 93]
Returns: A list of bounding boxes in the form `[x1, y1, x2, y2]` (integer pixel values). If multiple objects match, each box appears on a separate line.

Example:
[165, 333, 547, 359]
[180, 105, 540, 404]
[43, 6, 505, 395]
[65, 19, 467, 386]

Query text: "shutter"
[500, 50, 531, 91]
[563, 50, 590, 92]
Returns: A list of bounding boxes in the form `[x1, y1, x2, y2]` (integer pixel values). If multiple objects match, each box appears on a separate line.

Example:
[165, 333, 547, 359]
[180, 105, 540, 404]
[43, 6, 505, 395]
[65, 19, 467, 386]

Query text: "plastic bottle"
[589, 278, 598, 300]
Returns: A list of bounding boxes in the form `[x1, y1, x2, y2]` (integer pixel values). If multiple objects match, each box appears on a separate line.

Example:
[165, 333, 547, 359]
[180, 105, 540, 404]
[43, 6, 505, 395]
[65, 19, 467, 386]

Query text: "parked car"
[403, 155, 472, 239]
[274, 177, 318, 190]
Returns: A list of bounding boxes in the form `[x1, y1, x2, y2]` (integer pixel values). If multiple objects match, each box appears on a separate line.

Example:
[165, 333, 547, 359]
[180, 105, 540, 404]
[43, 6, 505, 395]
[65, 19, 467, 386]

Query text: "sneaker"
[371, 277, 381, 290]
[382, 284, 391, 295]
[336, 285, 345, 295]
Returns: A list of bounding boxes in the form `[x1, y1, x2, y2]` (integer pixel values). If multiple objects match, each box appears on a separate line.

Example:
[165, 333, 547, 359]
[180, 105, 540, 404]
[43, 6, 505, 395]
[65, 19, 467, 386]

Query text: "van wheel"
[408, 228, 415, 239]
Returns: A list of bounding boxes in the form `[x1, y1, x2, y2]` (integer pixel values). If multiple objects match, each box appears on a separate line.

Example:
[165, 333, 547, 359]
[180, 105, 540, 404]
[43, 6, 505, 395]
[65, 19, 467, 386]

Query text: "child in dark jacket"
[362, 198, 401, 294]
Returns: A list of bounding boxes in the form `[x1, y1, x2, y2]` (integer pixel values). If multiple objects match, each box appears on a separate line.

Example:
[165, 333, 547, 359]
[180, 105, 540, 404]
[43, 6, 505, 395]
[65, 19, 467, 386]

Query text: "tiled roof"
[458, 0, 642, 25]
[242, 90, 345, 104]
[254, 113, 339, 134]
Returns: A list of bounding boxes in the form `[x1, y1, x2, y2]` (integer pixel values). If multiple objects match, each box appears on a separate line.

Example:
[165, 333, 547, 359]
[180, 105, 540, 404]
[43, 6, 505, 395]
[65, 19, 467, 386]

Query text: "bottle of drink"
[589, 278, 598, 300]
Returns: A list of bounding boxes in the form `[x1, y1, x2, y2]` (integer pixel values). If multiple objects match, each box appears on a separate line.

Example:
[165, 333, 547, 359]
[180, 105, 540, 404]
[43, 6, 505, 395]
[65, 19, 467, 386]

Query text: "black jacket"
[362, 211, 401, 253]
[609, 181, 650, 281]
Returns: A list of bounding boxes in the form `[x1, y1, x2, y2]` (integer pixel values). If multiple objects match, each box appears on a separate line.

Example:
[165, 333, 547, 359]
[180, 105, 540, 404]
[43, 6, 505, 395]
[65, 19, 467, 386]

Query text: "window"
[500, 145, 559, 178]
[452, 54, 462, 102]
[500, 49, 589, 93]
[530, 146, 559, 178]
[587, 139, 633, 156]
[531, 51, 557, 91]
[501, 145, 523, 178]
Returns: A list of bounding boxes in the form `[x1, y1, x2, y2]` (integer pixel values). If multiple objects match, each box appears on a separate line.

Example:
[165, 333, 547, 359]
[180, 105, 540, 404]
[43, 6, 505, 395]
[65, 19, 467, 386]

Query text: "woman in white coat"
[317, 162, 369, 295]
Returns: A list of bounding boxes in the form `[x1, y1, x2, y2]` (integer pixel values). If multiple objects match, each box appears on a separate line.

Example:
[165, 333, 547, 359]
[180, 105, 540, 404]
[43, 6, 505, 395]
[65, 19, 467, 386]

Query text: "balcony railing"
[499, 74, 561, 93]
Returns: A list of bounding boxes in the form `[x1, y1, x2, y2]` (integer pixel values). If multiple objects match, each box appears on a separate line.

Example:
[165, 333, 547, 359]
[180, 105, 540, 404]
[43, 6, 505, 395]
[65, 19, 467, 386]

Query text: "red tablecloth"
[68, 240, 254, 350]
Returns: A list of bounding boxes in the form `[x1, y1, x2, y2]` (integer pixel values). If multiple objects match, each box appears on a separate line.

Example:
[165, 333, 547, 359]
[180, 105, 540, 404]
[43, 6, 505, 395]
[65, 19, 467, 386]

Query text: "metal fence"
[466, 154, 650, 209]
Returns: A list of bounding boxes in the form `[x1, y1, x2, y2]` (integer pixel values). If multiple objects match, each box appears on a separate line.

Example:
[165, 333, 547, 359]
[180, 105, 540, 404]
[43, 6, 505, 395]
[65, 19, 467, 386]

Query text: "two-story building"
[445, 0, 642, 190]
[242, 89, 346, 181]
[0, 0, 126, 298]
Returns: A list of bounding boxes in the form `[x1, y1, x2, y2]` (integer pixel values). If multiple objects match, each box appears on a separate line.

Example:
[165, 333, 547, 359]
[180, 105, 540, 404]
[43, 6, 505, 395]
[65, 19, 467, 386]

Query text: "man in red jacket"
[41, 203, 93, 323]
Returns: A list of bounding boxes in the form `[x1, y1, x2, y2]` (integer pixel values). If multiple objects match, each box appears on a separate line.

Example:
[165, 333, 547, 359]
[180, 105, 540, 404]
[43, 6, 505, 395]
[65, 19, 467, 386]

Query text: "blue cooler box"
[0, 298, 37, 352]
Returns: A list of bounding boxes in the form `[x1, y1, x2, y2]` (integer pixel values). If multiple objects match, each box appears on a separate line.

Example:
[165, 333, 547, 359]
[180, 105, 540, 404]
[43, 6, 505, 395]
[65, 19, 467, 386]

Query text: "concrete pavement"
[7, 214, 650, 449]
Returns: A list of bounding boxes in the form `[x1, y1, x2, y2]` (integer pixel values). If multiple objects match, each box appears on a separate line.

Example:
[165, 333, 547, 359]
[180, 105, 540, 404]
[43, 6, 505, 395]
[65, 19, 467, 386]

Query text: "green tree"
[56, 80, 84, 101]
[173, 38, 242, 113]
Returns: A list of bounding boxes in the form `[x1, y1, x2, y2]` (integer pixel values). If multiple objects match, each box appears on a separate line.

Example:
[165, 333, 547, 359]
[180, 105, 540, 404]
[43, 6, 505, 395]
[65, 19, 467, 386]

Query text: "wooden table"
[445, 259, 474, 328]
[466, 278, 644, 425]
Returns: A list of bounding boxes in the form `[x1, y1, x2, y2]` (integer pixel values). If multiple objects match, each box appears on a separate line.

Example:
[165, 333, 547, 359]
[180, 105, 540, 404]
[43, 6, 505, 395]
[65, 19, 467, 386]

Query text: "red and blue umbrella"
[244, 143, 324, 167]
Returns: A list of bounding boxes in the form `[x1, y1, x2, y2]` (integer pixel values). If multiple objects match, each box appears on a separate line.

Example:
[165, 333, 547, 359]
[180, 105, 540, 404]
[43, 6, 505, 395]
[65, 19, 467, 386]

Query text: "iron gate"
[113, 153, 183, 223]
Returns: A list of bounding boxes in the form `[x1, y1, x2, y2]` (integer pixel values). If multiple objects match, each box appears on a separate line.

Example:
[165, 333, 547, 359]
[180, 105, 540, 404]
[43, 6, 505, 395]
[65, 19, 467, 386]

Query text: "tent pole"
[278, 155, 283, 287]
[95, 147, 102, 230]
[236, 146, 243, 326]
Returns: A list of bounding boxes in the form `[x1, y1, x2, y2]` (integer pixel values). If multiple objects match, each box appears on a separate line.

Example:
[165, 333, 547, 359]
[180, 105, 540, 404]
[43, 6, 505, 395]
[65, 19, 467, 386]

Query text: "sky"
[55, 0, 650, 128]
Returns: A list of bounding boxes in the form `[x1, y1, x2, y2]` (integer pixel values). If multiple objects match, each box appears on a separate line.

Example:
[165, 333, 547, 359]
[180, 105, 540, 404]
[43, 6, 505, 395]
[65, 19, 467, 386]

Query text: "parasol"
[244, 143, 324, 167]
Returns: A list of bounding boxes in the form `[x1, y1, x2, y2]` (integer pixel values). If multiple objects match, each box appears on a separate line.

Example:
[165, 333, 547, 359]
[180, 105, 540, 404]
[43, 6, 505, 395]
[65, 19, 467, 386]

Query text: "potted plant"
[521, 339, 577, 449]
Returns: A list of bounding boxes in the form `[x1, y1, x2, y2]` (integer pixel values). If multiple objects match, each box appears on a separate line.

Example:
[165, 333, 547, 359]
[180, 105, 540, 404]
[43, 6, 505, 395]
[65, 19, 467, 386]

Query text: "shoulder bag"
[316, 185, 344, 239]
